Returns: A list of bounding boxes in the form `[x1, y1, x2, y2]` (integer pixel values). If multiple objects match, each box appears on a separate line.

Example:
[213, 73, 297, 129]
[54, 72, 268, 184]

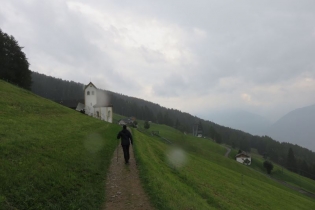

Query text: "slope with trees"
[30, 70, 315, 181]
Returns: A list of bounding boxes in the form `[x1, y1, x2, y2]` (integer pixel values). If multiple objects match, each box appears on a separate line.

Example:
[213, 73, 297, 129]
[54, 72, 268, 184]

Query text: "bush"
[144, 121, 150, 129]
[263, 161, 274, 174]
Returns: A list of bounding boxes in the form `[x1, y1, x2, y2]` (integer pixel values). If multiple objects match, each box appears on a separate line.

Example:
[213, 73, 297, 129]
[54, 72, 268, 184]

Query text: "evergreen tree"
[240, 139, 250, 152]
[198, 120, 203, 133]
[287, 147, 297, 172]
[208, 126, 216, 139]
[214, 132, 222, 144]
[263, 161, 274, 174]
[0, 29, 31, 90]
[300, 160, 309, 176]
[144, 121, 150, 129]
[157, 111, 164, 124]
[163, 111, 173, 127]
[175, 118, 180, 128]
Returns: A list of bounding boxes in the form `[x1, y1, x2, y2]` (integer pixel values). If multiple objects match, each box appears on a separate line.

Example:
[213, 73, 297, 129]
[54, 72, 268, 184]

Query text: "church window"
[92, 91, 94, 95]
[87, 91, 90, 95]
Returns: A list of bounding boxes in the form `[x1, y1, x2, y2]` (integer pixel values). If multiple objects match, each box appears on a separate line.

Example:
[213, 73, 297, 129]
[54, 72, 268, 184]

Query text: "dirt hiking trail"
[102, 143, 154, 210]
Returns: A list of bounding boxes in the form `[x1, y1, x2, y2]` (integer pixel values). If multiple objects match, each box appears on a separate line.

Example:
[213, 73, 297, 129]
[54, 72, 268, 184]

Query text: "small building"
[235, 152, 251, 165]
[84, 82, 113, 123]
[118, 118, 135, 126]
[76, 102, 85, 112]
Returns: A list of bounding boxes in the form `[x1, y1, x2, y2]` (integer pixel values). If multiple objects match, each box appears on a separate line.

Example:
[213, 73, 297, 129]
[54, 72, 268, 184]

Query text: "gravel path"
[224, 147, 231, 157]
[102, 144, 154, 210]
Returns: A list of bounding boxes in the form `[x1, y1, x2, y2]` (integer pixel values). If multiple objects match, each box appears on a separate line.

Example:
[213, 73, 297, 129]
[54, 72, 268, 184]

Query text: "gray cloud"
[153, 74, 188, 97]
[1, 0, 315, 122]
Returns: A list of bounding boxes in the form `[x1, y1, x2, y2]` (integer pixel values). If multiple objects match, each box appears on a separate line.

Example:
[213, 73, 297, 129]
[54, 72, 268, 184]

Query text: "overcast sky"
[1, 0, 315, 122]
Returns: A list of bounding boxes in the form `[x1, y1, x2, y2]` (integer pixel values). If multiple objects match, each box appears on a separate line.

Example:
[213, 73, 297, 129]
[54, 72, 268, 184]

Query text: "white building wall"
[93, 107, 113, 123]
[85, 85, 97, 116]
[105, 107, 113, 123]
[236, 157, 244, 164]
[236, 157, 251, 165]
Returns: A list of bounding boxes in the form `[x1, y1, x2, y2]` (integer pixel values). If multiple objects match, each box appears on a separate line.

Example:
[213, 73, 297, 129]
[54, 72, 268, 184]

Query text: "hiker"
[117, 125, 133, 164]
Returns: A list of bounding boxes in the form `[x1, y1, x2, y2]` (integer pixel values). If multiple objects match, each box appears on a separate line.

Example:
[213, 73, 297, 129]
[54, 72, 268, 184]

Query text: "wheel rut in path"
[102, 144, 154, 210]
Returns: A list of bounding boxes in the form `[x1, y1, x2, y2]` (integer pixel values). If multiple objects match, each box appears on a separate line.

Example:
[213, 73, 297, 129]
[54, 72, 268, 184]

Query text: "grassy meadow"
[1, 78, 315, 210]
[0, 80, 120, 209]
[134, 121, 315, 209]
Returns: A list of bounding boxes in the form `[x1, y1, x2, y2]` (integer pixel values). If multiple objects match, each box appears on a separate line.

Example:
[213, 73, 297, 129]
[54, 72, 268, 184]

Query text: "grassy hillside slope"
[234, 149, 315, 194]
[134, 122, 315, 209]
[0, 80, 120, 209]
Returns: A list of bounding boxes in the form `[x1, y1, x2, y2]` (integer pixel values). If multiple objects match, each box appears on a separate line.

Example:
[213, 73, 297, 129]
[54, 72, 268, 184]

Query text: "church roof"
[235, 152, 251, 158]
[85, 82, 97, 90]
[93, 103, 113, 108]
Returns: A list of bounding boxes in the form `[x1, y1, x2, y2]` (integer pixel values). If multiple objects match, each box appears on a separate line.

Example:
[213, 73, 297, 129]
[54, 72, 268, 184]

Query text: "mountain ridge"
[206, 109, 271, 136]
[267, 104, 315, 152]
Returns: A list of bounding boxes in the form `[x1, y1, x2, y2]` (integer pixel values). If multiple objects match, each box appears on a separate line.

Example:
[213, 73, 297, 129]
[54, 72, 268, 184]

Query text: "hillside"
[134, 122, 315, 209]
[267, 104, 315, 152]
[0, 79, 120, 209]
[30, 72, 315, 181]
[1, 78, 315, 209]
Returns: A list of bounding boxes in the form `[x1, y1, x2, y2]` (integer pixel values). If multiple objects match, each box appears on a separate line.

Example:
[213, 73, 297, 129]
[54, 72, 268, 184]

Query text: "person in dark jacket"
[117, 125, 133, 164]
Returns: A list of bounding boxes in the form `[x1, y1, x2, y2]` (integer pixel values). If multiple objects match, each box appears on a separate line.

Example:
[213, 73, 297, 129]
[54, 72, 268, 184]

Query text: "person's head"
[123, 125, 127, 130]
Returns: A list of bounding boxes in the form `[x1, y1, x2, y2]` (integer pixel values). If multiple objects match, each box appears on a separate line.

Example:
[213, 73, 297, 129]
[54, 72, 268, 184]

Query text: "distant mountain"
[206, 110, 271, 136]
[267, 104, 315, 152]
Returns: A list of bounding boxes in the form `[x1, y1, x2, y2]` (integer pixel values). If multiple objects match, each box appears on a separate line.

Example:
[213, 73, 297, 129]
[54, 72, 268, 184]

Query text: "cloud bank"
[1, 0, 315, 122]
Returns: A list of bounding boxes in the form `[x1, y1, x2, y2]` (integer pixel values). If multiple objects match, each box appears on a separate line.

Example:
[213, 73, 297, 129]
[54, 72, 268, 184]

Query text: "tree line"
[31, 72, 84, 101]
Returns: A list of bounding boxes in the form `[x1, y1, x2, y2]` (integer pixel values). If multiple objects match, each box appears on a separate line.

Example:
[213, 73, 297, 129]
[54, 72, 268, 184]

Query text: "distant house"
[84, 82, 113, 123]
[235, 152, 251, 165]
[118, 118, 135, 126]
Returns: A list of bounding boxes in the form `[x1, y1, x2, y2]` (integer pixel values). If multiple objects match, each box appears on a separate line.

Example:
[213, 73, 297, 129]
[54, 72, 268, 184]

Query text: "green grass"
[228, 147, 315, 194]
[241, 149, 315, 194]
[134, 122, 315, 209]
[113, 113, 125, 123]
[0, 80, 121, 209]
[3, 79, 314, 209]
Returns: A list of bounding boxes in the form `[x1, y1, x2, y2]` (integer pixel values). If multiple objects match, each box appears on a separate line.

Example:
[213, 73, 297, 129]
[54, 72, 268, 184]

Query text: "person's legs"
[126, 144, 130, 161]
[122, 145, 130, 163]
